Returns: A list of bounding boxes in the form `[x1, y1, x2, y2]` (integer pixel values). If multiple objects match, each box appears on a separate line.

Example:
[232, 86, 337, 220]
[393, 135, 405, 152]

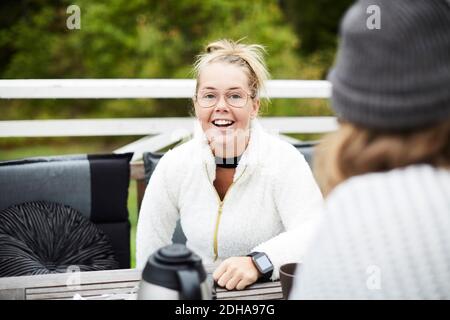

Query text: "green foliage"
[280, 0, 354, 55]
[0, 0, 336, 122]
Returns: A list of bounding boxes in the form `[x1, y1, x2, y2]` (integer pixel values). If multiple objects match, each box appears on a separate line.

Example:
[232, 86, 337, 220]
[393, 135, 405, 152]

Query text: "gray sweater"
[290, 165, 450, 299]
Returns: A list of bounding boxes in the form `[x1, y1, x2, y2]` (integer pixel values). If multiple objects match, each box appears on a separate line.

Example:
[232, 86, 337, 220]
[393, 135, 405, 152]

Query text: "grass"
[0, 140, 140, 268]
[128, 180, 138, 269]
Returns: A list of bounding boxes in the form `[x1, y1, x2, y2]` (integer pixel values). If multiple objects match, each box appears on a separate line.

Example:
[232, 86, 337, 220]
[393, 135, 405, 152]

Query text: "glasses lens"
[197, 90, 248, 108]
[226, 91, 247, 108]
[198, 92, 217, 108]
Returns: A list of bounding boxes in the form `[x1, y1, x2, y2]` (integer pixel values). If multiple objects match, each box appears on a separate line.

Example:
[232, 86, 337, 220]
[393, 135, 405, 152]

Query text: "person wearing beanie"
[290, 0, 450, 299]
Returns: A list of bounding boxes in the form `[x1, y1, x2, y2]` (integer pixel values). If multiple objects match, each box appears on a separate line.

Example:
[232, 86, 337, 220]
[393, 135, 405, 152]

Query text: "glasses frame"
[195, 89, 255, 108]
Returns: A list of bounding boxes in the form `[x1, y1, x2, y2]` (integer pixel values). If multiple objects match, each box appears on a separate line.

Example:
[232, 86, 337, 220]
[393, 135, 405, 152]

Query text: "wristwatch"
[247, 252, 274, 281]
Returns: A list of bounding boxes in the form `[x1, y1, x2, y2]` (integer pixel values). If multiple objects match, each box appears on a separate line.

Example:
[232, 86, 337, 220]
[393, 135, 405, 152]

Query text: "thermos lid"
[142, 244, 207, 291]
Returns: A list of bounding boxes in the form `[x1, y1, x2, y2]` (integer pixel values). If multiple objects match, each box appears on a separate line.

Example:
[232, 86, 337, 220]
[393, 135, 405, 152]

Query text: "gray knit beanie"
[328, 0, 450, 130]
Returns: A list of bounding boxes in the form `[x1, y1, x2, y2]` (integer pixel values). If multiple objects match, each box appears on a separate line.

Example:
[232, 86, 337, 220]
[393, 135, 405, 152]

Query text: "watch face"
[256, 254, 272, 273]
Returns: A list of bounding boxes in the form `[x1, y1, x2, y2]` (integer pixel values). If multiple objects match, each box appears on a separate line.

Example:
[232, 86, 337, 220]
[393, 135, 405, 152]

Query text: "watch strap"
[246, 252, 273, 281]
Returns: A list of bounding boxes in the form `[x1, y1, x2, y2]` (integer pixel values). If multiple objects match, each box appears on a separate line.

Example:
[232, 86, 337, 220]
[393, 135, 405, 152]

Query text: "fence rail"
[0, 117, 337, 138]
[0, 79, 331, 99]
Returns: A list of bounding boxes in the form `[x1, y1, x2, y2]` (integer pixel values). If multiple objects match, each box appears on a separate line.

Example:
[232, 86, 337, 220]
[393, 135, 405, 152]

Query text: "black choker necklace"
[215, 155, 242, 169]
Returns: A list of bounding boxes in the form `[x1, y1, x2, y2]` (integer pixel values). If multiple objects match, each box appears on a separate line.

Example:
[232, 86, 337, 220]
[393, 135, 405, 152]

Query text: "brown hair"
[314, 118, 450, 196]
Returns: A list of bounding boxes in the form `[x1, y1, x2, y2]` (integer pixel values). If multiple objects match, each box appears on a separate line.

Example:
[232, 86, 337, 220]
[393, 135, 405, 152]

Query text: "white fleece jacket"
[136, 120, 324, 280]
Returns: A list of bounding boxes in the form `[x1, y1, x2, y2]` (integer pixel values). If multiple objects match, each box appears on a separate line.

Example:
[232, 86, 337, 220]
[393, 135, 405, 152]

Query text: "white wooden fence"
[0, 79, 331, 99]
[0, 79, 336, 159]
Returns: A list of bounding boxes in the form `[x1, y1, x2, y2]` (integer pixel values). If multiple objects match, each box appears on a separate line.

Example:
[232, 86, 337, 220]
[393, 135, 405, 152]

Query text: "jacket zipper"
[205, 164, 247, 261]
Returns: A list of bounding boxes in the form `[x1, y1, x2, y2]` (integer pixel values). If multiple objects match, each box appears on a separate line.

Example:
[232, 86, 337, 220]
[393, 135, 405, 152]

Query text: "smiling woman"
[136, 39, 323, 291]
[195, 63, 257, 162]
[192, 40, 268, 161]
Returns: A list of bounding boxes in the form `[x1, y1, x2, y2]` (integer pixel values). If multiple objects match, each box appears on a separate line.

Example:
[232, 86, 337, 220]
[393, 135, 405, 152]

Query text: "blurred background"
[0, 0, 353, 267]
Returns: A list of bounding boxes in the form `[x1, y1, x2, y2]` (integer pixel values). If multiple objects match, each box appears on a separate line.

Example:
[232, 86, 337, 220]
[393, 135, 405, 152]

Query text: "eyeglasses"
[195, 89, 254, 108]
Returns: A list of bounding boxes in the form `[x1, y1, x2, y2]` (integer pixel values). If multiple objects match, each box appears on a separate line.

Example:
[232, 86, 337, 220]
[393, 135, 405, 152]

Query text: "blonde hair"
[314, 118, 450, 197]
[193, 39, 270, 100]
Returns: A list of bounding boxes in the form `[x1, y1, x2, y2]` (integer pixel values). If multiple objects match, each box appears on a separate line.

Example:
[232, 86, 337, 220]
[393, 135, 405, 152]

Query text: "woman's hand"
[212, 256, 260, 290]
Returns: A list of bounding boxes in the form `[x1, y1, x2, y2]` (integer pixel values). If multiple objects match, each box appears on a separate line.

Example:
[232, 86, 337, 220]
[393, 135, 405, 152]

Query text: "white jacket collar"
[193, 119, 263, 183]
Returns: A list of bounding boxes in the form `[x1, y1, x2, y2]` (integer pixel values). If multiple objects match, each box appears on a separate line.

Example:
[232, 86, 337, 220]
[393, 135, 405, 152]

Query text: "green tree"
[279, 0, 354, 55]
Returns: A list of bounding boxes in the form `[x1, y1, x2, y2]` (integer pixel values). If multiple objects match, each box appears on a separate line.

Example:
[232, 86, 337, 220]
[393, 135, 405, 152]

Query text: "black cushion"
[96, 221, 130, 271]
[87, 154, 132, 223]
[0, 201, 118, 277]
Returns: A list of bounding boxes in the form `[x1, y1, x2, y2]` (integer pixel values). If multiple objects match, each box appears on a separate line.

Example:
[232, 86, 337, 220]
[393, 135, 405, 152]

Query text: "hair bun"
[205, 40, 234, 54]
[206, 43, 225, 53]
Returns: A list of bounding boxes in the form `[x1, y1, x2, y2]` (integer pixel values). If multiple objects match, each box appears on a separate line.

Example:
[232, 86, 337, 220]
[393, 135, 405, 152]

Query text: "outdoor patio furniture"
[0, 153, 133, 274]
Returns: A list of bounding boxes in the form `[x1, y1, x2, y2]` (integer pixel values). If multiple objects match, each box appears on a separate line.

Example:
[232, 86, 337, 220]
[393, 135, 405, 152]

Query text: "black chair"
[0, 153, 133, 275]
[141, 141, 318, 245]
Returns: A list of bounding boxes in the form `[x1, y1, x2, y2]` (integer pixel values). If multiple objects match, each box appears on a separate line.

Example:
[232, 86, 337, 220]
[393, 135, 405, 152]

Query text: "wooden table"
[0, 264, 283, 300]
